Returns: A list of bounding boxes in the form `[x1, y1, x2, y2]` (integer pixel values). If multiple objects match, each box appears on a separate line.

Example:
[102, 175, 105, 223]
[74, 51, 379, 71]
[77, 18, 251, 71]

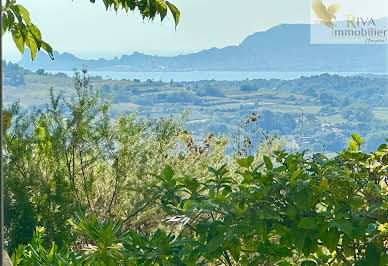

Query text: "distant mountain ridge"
[18, 23, 388, 72]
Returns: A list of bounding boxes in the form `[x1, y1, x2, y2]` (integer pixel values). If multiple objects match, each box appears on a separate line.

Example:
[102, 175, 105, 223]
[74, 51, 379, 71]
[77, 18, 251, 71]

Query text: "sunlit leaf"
[166, 1, 180, 27]
[11, 29, 24, 53]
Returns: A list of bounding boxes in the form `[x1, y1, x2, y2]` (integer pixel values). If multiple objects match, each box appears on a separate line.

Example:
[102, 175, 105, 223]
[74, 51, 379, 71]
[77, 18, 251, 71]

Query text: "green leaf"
[156, 0, 168, 21]
[16, 4, 31, 25]
[12, 29, 25, 53]
[236, 202, 248, 215]
[183, 200, 192, 212]
[25, 32, 38, 60]
[348, 140, 357, 151]
[309, 162, 320, 174]
[332, 220, 353, 237]
[358, 243, 380, 266]
[298, 217, 318, 230]
[166, 1, 180, 27]
[6, 10, 15, 26]
[48, 241, 55, 260]
[162, 166, 174, 180]
[382, 154, 388, 165]
[41, 41, 54, 60]
[236, 156, 254, 168]
[263, 156, 273, 170]
[351, 134, 364, 145]
[2, 14, 8, 35]
[302, 236, 315, 256]
[204, 234, 224, 255]
[103, 0, 110, 10]
[290, 169, 303, 184]
[286, 205, 297, 220]
[30, 24, 42, 41]
[378, 144, 387, 152]
[320, 228, 339, 251]
[229, 239, 241, 262]
[68, 218, 77, 228]
[208, 166, 217, 175]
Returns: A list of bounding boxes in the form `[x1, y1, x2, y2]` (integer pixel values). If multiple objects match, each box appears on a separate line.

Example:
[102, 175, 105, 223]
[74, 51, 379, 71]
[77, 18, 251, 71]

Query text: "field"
[4, 70, 388, 152]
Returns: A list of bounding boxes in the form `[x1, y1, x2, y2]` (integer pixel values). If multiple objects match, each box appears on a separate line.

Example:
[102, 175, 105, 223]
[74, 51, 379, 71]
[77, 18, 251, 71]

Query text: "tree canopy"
[1, 0, 180, 60]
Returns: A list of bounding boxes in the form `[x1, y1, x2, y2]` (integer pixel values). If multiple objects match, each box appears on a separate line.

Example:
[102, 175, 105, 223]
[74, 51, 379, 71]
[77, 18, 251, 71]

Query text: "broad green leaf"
[16, 4, 31, 25]
[348, 140, 357, 151]
[358, 243, 380, 266]
[263, 156, 273, 170]
[24, 32, 38, 60]
[290, 169, 303, 184]
[236, 156, 254, 168]
[320, 228, 339, 251]
[378, 144, 387, 152]
[204, 234, 224, 255]
[183, 200, 192, 212]
[351, 134, 364, 145]
[348, 198, 363, 209]
[286, 205, 297, 220]
[229, 239, 241, 262]
[298, 217, 318, 230]
[302, 236, 316, 256]
[166, 1, 180, 27]
[333, 220, 353, 237]
[12, 29, 24, 53]
[30, 24, 42, 41]
[162, 166, 174, 180]
[382, 154, 388, 165]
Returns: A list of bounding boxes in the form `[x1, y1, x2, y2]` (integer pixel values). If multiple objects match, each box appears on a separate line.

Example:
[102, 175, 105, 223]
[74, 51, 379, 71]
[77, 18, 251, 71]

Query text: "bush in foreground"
[12, 135, 388, 265]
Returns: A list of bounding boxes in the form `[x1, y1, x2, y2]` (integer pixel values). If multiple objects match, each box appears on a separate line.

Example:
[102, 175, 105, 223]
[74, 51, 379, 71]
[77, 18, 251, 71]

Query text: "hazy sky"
[3, 0, 387, 61]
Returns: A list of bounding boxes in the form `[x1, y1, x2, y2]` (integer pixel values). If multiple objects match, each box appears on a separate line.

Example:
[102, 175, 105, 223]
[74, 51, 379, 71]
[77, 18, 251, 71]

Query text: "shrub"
[4, 69, 230, 253]
[12, 134, 388, 265]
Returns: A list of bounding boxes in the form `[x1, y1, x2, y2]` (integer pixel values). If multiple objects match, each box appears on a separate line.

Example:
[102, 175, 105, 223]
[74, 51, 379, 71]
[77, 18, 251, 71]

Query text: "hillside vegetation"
[4, 63, 388, 153]
[4, 69, 388, 265]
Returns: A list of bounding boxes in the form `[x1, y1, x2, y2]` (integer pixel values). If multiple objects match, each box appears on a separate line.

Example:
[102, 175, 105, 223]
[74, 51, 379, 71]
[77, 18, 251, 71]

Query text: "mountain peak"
[18, 23, 387, 72]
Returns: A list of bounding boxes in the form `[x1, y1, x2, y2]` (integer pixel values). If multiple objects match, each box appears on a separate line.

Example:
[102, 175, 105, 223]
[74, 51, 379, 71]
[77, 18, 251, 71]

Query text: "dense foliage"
[4, 70, 388, 265]
[4, 68, 232, 252]
[10, 135, 388, 265]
